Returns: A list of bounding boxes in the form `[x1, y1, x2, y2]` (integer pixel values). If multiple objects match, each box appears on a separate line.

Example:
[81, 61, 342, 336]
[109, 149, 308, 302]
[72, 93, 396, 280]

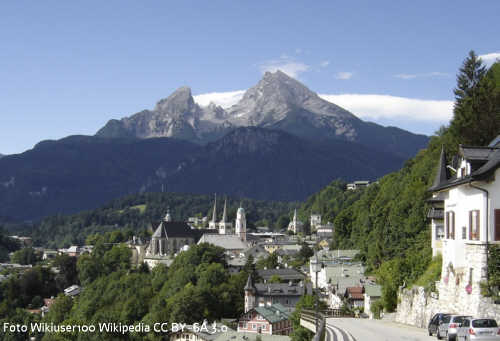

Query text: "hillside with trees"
[24, 192, 295, 249]
[301, 52, 500, 311]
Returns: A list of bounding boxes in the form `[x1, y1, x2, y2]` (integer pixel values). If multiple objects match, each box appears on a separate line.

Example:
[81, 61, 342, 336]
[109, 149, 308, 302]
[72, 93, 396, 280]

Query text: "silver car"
[457, 318, 500, 341]
[437, 315, 472, 341]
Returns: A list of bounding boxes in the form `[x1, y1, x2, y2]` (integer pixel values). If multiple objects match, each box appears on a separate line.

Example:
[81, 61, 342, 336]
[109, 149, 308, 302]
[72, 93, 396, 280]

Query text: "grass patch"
[413, 254, 442, 293]
[118, 204, 147, 214]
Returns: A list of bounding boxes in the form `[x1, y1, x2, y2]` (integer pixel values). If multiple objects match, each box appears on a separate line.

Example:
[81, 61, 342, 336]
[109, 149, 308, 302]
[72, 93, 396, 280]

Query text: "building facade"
[237, 304, 292, 335]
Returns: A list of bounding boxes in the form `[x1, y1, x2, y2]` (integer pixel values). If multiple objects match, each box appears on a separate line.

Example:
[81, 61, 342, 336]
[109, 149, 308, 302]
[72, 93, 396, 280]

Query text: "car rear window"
[452, 316, 471, 323]
[472, 319, 498, 328]
[443, 316, 451, 323]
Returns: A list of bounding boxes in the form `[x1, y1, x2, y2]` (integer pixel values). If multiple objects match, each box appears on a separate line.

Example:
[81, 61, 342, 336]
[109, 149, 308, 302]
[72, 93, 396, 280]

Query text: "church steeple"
[218, 198, 232, 235]
[209, 194, 218, 230]
[236, 205, 247, 241]
[221, 199, 227, 223]
[244, 273, 255, 312]
[211, 194, 217, 223]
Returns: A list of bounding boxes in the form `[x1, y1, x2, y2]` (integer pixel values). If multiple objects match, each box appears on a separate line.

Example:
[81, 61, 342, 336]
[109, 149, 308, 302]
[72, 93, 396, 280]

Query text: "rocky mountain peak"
[241, 70, 317, 108]
[154, 86, 197, 115]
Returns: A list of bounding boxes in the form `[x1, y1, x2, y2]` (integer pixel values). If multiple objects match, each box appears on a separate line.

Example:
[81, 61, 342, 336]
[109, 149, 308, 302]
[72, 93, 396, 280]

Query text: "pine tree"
[450, 51, 500, 146]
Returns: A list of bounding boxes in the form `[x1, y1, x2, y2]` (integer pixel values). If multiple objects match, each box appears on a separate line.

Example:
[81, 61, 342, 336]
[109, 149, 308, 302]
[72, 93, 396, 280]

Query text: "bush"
[370, 300, 384, 319]
[414, 254, 442, 293]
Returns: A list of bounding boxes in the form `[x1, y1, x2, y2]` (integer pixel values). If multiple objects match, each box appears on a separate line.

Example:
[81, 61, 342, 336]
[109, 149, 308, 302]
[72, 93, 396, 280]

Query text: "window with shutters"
[469, 210, 480, 240]
[446, 211, 455, 239]
[495, 209, 500, 241]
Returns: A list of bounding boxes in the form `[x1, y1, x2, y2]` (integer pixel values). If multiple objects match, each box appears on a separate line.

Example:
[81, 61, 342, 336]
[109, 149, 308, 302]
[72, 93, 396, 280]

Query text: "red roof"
[350, 293, 364, 300]
[346, 286, 363, 294]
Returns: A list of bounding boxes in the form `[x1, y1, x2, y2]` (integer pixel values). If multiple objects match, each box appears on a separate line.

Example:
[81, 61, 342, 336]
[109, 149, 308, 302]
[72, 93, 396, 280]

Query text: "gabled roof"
[429, 141, 500, 192]
[459, 145, 499, 161]
[254, 282, 311, 296]
[364, 284, 382, 297]
[253, 304, 291, 323]
[198, 234, 248, 250]
[153, 221, 200, 239]
[257, 268, 306, 281]
[472, 149, 500, 180]
[243, 244, 269, 258]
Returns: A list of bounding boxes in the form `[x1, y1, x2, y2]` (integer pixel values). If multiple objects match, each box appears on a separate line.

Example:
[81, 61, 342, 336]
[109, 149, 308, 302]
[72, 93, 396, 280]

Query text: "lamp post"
[312, 251, 321, 333]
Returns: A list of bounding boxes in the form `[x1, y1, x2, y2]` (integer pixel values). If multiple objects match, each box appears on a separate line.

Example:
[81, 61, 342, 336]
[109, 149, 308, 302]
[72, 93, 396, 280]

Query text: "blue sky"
[1, 1, 499, 155]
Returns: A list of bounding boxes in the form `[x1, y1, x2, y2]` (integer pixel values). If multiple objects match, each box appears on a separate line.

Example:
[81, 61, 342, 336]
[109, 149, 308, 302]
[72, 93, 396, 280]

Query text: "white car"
[437, 315, 472, 341]
[456, 318, 500, 341]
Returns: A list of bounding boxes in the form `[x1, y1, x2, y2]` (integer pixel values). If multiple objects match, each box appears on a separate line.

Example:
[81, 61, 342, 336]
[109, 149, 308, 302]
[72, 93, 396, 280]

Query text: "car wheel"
[437, 329, 442, 340]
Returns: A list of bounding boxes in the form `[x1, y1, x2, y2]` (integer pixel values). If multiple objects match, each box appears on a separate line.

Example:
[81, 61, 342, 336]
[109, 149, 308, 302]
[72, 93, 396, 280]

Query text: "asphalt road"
[325, 318, 436, 341]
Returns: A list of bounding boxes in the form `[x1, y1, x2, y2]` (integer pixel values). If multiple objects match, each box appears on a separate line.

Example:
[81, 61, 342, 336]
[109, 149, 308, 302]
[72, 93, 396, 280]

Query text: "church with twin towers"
[207, 194, 247, 241]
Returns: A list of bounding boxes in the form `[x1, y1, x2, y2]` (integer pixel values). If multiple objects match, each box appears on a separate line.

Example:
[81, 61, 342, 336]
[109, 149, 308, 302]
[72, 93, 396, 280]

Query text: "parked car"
[429, 313, 452, 336]
[437, 315, 472, 340]
[457, 318, 500, 341]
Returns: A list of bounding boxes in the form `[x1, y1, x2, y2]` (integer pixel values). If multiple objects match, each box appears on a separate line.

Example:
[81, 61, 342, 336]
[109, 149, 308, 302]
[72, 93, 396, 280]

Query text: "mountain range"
[97, 71, 428, 159]
[0, 71, 429, 222]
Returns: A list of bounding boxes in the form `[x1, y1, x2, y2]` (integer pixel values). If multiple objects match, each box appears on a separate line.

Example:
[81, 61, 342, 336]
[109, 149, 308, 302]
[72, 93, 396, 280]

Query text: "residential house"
[42, 250, 59, 260]
[310, 214, 322, 232]
[244, 275, 312, 313]
[346, 180, 370, 191]
[64, 285, 81, 297]
[316, 223, 334, 241]
[364, 284, 382, 319]
[428, 137, 500, 314]
[227, 256, 246, 274]
[244, 244, 269, 262]
[309, 249, 360, 285]
[344, 286, 364, 308]
[237, 303, 292, 335]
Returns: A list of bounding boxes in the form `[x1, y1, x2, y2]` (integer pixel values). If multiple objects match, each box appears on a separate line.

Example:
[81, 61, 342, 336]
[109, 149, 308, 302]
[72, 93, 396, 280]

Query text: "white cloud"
[394, 72, 450, 80]
[259, 56, 310, 78]
[335, 72, 353, 80]
[320, 60, 330, 67]
[193, 90, 245, 108]
[479, 52, 500, 66]
[319, 93, 453, 122]
[194, 89, 453, 123]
